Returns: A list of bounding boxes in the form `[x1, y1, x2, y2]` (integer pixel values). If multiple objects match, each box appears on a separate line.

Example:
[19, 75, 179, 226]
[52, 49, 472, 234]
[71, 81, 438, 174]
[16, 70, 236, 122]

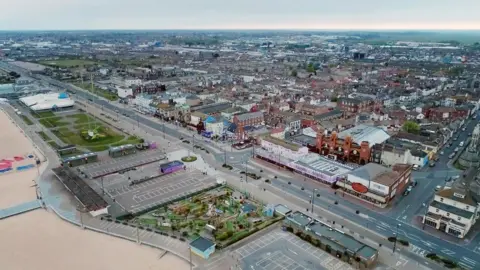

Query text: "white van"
[459, 141, 464, 147]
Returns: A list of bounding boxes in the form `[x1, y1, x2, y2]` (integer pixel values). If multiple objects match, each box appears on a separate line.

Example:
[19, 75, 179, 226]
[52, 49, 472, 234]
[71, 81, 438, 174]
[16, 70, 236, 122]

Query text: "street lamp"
[393, 223, 401, 253]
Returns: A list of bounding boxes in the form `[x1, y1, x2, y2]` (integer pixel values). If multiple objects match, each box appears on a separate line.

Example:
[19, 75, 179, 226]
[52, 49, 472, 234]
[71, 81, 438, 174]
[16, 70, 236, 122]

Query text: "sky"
[1, 0, 479, 30]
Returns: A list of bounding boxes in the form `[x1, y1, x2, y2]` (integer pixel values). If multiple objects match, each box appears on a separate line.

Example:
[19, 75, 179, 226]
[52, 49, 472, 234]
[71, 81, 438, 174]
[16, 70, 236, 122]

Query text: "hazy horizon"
[1, 0, 479, 31]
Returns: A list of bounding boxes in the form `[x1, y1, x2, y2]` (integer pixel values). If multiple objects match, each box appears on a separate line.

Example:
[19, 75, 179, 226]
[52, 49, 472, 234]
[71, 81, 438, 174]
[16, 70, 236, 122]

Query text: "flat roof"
[294, 153, 354, 177]
[286, 211, 312, 227]
[307, 220, 377, 259]
[348, 163, 400, 187]
[263, 136, 302, 151]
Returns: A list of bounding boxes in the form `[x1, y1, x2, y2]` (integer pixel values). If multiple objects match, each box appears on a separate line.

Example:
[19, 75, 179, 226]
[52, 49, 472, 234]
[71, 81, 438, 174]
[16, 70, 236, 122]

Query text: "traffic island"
[181, 156, 197, 162]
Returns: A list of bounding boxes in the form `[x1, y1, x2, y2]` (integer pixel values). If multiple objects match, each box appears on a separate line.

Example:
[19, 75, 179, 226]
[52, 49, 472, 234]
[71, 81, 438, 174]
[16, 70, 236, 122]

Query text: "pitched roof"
[236, 111, 264, 121]
[189, 236, 215, 252]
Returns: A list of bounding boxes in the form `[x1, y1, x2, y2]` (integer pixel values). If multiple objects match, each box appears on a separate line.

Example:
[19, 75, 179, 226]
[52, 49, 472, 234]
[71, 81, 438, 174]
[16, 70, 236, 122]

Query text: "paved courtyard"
[92, 166, 218, 214]
[78, 149, 167, 178]
[234, 230, 354, 270]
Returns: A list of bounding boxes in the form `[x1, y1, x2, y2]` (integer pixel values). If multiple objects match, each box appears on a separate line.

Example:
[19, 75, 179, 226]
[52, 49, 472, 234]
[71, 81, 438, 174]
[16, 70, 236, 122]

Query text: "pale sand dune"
[0, 169, 37, 208]
[0, 210, 190, 270]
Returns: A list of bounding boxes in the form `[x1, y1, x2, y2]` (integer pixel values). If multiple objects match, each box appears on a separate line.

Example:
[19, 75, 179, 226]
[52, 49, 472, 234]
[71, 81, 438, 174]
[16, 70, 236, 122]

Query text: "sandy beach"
[0, 110, 38, 208]
[0, 169, 37, 208]
[0, 210, 190, 270]
[0, 110, 36, 158]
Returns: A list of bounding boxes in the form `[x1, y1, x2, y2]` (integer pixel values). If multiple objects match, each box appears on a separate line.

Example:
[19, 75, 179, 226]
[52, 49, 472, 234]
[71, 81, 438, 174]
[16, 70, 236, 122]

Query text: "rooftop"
[263, 136, 302, 152]
[294, 153, 354, 177]
[338, 124, 390, 146]
[430, 200, 474, 219]
[285, 211, 312, 227]
[349, 163, 401, 187]
[189, 236, 215, 252]
[307, 220, 377, 260]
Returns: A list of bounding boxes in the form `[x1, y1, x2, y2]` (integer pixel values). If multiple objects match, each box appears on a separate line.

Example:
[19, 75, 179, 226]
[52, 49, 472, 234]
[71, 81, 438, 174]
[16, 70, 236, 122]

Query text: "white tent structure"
[19, 92, 74, 111]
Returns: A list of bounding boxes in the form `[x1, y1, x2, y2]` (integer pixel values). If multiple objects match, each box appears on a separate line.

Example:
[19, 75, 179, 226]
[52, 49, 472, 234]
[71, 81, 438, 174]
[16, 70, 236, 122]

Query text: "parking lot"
[234, 230, 354, 270]
[93, 166, 218, 214]
[78, 149, 166, 178]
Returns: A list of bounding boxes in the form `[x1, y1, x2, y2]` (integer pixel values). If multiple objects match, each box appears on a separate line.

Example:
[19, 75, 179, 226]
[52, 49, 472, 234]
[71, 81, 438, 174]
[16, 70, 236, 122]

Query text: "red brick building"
[338, 97, 375, 115]
[233, 111, 264, 139]
[425, 107, 469, 123]
[315, 131, 371, 165]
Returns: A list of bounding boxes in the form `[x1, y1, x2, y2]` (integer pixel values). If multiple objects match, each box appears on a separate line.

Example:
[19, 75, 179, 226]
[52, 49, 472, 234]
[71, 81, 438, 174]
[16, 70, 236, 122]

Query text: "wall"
[347, 174, 389, 196]
[205, 122, 224, 136]
[381, 150, 408, 166]
[260, 139, 309, 160]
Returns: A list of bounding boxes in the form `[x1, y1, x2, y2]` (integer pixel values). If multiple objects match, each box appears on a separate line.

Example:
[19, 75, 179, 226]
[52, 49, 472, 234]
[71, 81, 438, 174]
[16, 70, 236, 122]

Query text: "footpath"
[199, 154, 440, 270]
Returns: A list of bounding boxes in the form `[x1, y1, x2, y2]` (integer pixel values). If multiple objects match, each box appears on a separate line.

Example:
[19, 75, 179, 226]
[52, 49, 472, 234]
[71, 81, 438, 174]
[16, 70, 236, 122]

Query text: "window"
[446, 213, 450, 217]
[436, 209, 439, 213]
[466, 206, 469, 210]
[457, 217, 461, 221]
[440, 198, 444, 202]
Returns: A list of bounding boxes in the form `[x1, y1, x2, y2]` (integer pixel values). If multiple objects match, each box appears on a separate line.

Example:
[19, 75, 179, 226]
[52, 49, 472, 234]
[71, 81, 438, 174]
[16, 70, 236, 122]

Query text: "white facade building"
[205, 121, 224, 137]
[424, 191, 479, 239]
[260, 136, 309, 161]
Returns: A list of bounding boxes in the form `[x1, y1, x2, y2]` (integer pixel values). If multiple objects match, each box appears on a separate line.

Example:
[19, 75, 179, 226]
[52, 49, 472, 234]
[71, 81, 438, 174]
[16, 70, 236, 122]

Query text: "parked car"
[435, 185, 442, 191]
[439, 151, 444, 155]
[429, 161, 436, 167]
[454, 136, 458, 141]
[412, 164, 419, 171]
[410, 180, 418, 187]
[449, 153, 455, 159]
[454, 147, 459, 152]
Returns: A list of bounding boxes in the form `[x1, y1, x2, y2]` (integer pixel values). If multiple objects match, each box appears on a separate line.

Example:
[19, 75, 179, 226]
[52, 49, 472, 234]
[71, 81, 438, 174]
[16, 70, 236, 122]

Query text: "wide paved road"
[4, 61, 480, 269]
[69, 81, 480, 270]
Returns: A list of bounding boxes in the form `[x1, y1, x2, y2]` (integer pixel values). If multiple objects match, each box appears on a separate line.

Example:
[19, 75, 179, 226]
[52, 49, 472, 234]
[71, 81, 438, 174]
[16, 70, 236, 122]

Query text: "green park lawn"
[66, 113, 96, 124]
[52, 124, 125, 152]
[19, 115, 34, 125]
[38, 59, 97, 68]
[73, 83, 118, 101]
[38, 116, 69, 128]
[32, 111, 56, 118]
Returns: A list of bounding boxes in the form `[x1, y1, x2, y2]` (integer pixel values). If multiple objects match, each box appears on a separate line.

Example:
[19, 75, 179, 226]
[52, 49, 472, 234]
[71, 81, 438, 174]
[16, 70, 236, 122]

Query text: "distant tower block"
[458, 124, 480, 168]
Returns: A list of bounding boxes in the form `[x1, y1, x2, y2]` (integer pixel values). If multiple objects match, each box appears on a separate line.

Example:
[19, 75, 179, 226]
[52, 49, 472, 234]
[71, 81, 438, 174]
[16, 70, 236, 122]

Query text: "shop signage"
[352, 182, 368, 193]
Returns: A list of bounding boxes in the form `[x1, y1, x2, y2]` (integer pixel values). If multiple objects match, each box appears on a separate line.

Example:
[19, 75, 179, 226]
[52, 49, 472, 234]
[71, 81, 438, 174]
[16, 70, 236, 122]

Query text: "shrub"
[387, 237, 396, 242]
[216, 232, 229, 241]
[182, 231, 189, 237]
[398, 239, 409, 246]
[181, 156, 197, 162]
[426, 253, 437, 259]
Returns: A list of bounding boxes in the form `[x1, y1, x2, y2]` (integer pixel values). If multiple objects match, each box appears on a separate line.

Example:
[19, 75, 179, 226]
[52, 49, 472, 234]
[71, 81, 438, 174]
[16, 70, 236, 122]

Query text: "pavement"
[2, 62, 473, 269]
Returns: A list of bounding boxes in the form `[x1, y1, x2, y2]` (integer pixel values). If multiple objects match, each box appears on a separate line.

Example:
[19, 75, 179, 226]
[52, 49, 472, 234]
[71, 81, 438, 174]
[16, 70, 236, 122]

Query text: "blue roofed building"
[190, 236, 216, 259]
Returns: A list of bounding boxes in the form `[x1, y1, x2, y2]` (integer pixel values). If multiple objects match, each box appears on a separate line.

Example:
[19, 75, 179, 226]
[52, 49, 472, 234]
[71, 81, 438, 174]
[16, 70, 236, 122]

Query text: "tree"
[402, 121, 420, 134]
[290, 70, 298, 77]
[306, 63, 315, 73]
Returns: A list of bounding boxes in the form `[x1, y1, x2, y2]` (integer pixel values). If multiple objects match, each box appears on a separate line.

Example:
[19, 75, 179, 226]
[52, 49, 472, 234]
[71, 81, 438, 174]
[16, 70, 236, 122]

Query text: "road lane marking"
[462, 257, 476, 265]
[458, 262, 473, 269]
[440, 249, 455, 256]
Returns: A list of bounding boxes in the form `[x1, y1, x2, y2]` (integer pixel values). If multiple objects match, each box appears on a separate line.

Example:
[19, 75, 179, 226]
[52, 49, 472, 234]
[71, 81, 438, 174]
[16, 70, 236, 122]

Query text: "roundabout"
[181, 156, 197, 162]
